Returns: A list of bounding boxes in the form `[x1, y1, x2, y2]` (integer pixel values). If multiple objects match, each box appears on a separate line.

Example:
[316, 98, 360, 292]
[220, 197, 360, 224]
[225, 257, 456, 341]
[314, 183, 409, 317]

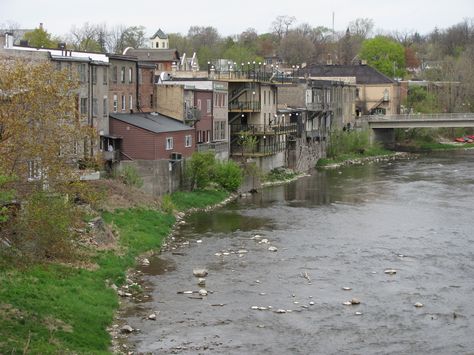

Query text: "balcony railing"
[102, 150, 120, 161]
[230, 140, 288, 157]
[197, 141, 228, 153]
[230, 123, 297, 136]
[229, 101, 261, 112]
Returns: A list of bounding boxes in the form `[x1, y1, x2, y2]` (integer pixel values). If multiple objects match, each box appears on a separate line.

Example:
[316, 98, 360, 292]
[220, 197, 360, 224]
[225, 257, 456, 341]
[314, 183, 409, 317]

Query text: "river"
[119, 151, 474, 355]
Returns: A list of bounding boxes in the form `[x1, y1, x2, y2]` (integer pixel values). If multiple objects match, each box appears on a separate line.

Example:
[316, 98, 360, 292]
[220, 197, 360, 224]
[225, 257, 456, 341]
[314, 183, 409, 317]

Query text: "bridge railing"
[360, 113, 474, 121]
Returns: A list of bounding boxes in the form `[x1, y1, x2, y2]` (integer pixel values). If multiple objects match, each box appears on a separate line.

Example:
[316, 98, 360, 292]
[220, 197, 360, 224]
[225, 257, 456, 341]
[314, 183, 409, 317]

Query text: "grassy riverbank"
[0, 188, 229, 354]
[317, 129, 394, 167]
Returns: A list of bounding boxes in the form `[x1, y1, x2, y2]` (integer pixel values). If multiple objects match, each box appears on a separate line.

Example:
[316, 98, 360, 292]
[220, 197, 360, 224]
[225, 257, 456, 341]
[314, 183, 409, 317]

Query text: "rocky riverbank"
[318, 151, 416, 169]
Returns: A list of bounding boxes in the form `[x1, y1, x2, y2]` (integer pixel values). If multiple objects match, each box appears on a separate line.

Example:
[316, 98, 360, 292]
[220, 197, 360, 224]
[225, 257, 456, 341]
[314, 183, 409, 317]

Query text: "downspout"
[135, 61, 140, 112]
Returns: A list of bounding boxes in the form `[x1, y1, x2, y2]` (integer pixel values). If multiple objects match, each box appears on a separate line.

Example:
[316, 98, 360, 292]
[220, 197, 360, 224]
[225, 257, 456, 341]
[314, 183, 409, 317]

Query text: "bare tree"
[271, 15, 296, 41]
[278, 30, 314, 66]
[68, 22, 102, 52]
[348, 18, 374, 39]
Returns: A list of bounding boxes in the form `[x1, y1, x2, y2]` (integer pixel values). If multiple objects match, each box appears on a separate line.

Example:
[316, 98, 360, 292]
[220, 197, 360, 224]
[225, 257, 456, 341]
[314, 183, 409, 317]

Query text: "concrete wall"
[288, 137, 326, 172]
[118, 159, 183, 197]
[258, 151, 286, 172]
[358, 83, 400, 115]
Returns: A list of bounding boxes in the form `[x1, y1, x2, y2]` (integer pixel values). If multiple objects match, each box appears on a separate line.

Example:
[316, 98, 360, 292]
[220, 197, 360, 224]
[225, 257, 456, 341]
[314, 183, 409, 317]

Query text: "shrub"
[119, 165, 143, 188]
[161, 194, 175, 214]
[327, 129, 371, 158]
[14, 192, 81, 261]
[214, 160, 243, 191]
[185, 152, 216, 190]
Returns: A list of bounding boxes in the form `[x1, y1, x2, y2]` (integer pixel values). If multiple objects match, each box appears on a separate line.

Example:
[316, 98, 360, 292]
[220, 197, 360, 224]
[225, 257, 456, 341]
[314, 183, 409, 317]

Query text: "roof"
[306, 64, 394, 85]
[122, 48, 179, 62]
[151, 29, 168, 40]
[110, 112, 193, 134]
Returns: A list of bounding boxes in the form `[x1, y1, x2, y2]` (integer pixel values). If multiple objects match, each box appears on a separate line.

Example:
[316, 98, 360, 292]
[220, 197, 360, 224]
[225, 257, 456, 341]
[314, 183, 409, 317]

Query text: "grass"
[317, 146, 393, 167]
[263, 168, 299, 183]
[170, 189, 229, 211]
[0, 188, 229, 354]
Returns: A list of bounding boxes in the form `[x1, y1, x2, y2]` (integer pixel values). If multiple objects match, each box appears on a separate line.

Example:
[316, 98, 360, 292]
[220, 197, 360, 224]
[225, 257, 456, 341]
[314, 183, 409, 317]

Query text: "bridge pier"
[370, 128, 395, 148]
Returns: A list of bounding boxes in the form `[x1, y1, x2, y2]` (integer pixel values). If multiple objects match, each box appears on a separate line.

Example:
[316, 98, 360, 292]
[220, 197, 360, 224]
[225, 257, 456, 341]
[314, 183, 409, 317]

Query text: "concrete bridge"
[359, 113, 474, 146]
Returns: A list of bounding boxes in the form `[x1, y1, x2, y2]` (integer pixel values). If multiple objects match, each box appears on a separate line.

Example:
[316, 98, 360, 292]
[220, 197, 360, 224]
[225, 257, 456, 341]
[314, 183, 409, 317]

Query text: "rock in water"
[193, 269, 208, 277]
[384, 269, 397, 275]
[268, 246, 278, 252]
[199, 289, 208, 296]
[198, 278, 206, 286]
[141, 258, 150, 266]
[414, 302, 424, 308]
[148, 313, 157, 320]
[351, 298, 361, 305]
[120, 325, 133, 333]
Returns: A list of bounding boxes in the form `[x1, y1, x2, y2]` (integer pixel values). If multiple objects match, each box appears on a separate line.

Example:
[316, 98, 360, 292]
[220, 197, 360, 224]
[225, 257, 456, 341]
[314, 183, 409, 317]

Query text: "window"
[150, 94, 154, 107]
[166, 137, 173, 150]
[103, 67, 108, 85]
[103, 97, 108, 117]
[92, 98, 98, 117]
[92, 66, 97, 85]
[80, 97, 88, 116]
[27, 160, 41, 181]
[128, 67, 133, 83]
[207, 99, 211, 113]
[207, 130, 211, 142]
[129, 95, 133, 111]
[197, 99, 201, 110]
[213, 120, 226, 140]
[112, 66, 117, 83]
[156, 42, 159, 48]
[264, 91, 266, 105]
[121, 95, 126, 111]
[162, 41, 166, 48]
[78, 64, 86, 83]
[150, 70, 154, 84]
[185, 135, 192, 147]
[113, 95, 118, 113]
[121, 67, 125, 83]
[197, 130, 203, 143]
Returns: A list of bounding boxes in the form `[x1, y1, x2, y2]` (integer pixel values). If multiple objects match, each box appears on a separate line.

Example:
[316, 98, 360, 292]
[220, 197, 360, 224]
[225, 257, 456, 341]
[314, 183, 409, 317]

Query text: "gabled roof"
[151, 29, 168, 40]
[306, 64, 395, 85]
[122, 48, 179, 62]
[110, 113, 193, 133]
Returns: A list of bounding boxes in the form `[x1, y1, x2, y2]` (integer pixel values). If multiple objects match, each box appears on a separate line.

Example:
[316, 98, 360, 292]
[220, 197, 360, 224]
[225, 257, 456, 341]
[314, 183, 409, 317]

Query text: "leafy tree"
[0, 58, 95, 194]
[0, 171, 16, 223]
[22, 26, 56, 48]
[185, 151, 216, 190]
[359, 36, 406, 78]
[214, 160, 242, 192]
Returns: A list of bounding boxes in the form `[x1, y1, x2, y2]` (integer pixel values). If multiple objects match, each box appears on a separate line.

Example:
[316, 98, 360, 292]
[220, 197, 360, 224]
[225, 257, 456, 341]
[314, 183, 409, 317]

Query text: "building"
[123, 47, 179, 75]
[1, 33, 110, 157]
[305, 63, 400, 116]
[109, 112, 195, 160]
[107, 54, 138, 115]
[149, 29, 169, 49]
[155, 80, 229, 160]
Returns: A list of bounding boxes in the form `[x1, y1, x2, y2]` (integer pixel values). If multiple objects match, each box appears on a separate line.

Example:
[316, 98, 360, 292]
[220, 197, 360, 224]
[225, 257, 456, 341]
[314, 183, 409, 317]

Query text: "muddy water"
[121, 151, 474, 355]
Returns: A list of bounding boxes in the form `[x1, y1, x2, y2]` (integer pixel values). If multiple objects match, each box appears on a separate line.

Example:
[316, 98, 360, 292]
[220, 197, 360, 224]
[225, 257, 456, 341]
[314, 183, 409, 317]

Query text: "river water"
[120, 151, 474, 355]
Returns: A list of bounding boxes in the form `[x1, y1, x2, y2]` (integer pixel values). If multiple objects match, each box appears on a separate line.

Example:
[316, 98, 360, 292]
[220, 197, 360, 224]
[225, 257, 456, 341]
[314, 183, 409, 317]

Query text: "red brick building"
[109, 113, 195, 160]
[194, 89, 213, 144]
[137, 62, 156, 112]
[107, 54, 138, 114]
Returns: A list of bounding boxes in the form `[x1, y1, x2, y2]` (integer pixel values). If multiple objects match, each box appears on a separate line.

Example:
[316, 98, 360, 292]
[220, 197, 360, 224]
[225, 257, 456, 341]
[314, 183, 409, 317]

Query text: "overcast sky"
[1, 0, 473, 38]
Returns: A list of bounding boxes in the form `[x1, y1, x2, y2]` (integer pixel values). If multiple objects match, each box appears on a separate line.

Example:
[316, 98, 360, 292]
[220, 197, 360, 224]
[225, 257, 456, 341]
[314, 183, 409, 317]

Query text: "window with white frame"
[128, 67, 133, 83]
[185, 134, 192, 147]
[129, 95, 133, 111]
[197, 99, 201, 110]
[113, 95, 118, 113]
[166, 137, 173, 150]
[121, 95, 126, 111]
[121, 67, 125, 83]
[80, 97, 88, 116]
[207, 99, 211, 113]
[27, 160, 41, 181]
[103, 67, 108, 85]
